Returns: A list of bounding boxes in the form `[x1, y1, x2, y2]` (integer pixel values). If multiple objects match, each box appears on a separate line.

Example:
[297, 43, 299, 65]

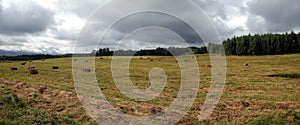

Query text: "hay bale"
[10, 67, 18, 71]
[100, 57, 104, 60]
[150, 59, 154, 62]
[83, 68, 92, 72]
[150, 107, 162, 114]
[244, 63, 249, 66]
[206, 64, 212, 68]
[240, 101, 250, 107]
[52, 66, 59, 69]
[27, 66, 35, 70]
[21, 62, 27, 65]
[29, 69, 39, 75]
[39, 87, 47, 94]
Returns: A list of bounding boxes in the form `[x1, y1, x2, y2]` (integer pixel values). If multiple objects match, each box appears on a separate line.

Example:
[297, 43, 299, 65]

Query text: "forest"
[223, 31, 300, 55]
[96, 31, 300, 56]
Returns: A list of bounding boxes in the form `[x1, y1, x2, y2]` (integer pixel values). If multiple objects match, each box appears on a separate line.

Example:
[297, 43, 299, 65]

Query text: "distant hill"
[0, 49, 37, 56]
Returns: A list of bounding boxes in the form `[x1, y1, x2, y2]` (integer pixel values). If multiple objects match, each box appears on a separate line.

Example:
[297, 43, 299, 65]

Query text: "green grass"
[0, 86, 78, 125]
[0, 54, 299, 124]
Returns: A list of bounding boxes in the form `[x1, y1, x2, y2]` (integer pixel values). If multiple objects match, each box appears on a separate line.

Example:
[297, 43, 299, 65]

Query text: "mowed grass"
[0, 54, 299, 124]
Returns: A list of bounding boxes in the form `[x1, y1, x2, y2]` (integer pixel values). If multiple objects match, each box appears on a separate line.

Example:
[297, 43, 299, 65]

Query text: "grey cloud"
[247, 0, 300, 32]
[58, 0, 105, 18]
[107, 12, 203, 44]
[0, 1, 54, 35]
[0, 0, 2, 14]
[192, 0, 228, 20]
[75, 0, 226, 52]
[0, 35, 26, 46]
[1, 0, 300, 54]
[246, 15, 267, 34]
[192, 0, 249, 40]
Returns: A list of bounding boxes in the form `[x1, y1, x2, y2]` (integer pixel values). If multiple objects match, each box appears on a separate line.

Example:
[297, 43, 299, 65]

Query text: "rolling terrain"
[0, 54, 299, 124]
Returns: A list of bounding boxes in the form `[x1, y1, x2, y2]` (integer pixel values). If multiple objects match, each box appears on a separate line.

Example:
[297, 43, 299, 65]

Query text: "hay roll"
[83, 68, 92, 72]
[29, 69, 39, 75]
[27, 66, 35, 70]
[21, 62, 27, 65]
[206, 64, 212, 68]
[52, 66, 59, 69]
[10, 67, 18, 70]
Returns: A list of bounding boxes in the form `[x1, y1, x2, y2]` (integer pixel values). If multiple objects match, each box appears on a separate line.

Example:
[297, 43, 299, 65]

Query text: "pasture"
[0, 54, 299, 124]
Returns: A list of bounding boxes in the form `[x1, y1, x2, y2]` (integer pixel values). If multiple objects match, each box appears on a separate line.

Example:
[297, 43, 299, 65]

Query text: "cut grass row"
[0, 54, 299, 124]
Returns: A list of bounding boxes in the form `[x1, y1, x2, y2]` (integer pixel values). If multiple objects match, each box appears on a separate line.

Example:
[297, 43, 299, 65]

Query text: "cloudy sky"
[0, 0, 299, 54]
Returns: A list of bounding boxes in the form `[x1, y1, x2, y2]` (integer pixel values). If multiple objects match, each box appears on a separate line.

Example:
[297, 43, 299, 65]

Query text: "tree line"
[96, 31, 300, 56]
[1, 32, 299, 61]
[223, 31, 300, 55]
[0, 54, 72, 61]
[95, 46, 208, 56]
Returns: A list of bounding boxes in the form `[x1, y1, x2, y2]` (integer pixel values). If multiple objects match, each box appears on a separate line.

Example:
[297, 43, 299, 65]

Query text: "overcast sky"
[0, 0, 299, 54]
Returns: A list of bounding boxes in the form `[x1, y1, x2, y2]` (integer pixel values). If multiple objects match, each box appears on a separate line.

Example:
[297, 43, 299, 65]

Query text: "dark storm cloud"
[247, 0, 300, 33]
[77, 0, 230, 51]
[0, 1, 54, 35]
[104, 12, 203, 45]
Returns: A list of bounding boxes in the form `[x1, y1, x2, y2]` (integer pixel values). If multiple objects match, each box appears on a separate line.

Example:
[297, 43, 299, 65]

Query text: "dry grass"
[0, 54, 299, 124]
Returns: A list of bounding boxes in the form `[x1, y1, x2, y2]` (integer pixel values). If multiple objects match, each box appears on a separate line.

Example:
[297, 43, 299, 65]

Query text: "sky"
[0, 0, 299, 54]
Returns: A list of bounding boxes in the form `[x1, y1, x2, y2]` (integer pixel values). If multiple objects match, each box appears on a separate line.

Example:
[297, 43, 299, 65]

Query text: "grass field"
[0, 54, 299, 124]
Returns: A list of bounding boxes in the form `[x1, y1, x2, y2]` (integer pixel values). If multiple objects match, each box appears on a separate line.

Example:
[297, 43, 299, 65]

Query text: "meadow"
[0, 54, 299, 124]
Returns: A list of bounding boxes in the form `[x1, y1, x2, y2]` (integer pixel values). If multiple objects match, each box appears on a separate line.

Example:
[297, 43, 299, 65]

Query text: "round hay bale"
[27, 66, 35, 70]
[206, 64, 212, 68]
[100, 57, 104, 60]
[240, 101, 250, 107]
[38, 87, 47, 94]
[150, 59, 154, 62]
[52, 66, 59, 69]
[244, 63, 249, 66]
[83, 68, 92, 72]
[29, 69, 39, 75]
[10, 66, 18, 71]
[150, 107, 162, 114]
[21, 62, 27, 65]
